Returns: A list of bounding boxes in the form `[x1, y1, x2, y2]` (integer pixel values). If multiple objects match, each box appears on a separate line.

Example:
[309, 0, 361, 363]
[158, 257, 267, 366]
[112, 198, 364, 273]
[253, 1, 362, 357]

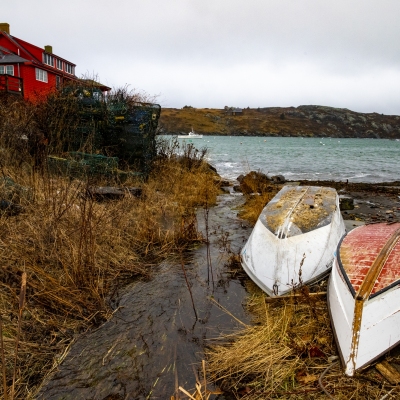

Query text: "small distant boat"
[178, 128, 203, 139]
[328, 222, 400, 376]
[241, 186, 345, 297]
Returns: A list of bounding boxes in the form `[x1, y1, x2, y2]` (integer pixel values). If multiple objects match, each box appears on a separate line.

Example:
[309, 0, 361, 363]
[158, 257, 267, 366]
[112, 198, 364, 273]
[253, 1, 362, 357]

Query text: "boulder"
[339, 195, 354, 211]
[238, 171, 271, 194]
[0, 176, 32, 204]
[270, 175, 286, 183]
[87, 187, 142, 201]
[237, 174, 245, 183]
[0, 200, 23, 216]
[206, 163, 218, 174]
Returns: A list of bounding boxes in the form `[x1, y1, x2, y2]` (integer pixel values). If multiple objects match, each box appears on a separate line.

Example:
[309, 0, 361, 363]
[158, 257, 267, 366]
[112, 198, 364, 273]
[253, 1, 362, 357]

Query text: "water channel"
[37, 192, 253, 399]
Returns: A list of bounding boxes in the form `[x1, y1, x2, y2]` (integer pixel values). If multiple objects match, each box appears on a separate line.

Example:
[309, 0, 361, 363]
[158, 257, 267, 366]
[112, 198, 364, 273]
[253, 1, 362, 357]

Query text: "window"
[43, 53, 54, 66]
[56, 59, 63, 70]
[35, 68, 48, 83]
[65, 63, 74, 74]
[56, 75, 61, 88]
[0, 65, 14, 75]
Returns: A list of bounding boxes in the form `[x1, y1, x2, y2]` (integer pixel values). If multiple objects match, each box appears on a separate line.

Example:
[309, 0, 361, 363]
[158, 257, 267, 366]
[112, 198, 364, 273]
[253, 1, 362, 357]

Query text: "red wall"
[12, 37, 44, 61]
[0, 34, 77, 101]
[0, 36, 19, 54]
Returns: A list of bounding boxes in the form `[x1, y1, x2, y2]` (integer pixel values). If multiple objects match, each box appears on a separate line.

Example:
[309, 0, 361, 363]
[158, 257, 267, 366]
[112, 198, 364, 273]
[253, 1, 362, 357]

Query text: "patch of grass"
[0, 95, 220, 399]
[205, 284, 398, 399]
[236, 172, 280, 225]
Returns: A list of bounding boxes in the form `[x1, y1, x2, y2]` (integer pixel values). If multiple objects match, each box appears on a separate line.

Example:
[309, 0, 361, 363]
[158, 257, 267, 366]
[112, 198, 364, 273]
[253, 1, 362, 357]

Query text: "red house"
[0, 22, 78, 100]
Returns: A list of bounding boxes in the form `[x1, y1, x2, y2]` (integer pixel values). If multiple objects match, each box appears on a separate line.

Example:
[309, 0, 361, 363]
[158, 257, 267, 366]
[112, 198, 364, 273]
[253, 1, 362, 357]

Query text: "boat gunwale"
[327, 272, 347, 369]
[337, 224, 400, 300]
[328, 268, 400, 375]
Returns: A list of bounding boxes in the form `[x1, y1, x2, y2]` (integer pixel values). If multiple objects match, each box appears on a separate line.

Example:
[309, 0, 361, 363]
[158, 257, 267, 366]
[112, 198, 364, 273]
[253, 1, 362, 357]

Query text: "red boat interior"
[338, 223, 400, 298]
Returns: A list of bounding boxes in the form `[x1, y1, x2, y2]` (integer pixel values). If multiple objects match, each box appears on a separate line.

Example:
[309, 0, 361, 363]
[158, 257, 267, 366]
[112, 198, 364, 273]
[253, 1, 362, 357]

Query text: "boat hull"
[177, 135, 203, 139]
[241, 186, 345, 296]
[328, 223, 400, 376]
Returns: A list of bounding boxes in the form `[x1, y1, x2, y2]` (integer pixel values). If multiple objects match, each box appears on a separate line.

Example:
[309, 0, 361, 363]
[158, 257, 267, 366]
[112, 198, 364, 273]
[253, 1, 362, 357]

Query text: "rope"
[318, 360, 339, 399]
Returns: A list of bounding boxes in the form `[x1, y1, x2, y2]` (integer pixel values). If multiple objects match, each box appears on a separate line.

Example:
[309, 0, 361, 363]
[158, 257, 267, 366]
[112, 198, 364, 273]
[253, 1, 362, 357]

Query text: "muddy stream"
[37, 192, 253, 399]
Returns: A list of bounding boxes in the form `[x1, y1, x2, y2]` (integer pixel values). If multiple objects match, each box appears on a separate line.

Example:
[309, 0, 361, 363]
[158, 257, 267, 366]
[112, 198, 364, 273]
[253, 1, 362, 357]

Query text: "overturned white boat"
[241, 185, 345, 297]
[328, 222, 400, 376]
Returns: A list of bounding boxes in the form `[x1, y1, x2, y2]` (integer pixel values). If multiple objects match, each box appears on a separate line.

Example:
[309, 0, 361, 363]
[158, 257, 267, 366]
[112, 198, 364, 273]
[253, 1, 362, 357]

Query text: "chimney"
[44, 45, 53, 54]
[0, 23, 10, 34]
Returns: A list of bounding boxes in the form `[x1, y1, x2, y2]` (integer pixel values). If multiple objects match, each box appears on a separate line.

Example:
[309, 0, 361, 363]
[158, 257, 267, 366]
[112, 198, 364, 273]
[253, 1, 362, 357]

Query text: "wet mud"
[37, 192, 252, 400]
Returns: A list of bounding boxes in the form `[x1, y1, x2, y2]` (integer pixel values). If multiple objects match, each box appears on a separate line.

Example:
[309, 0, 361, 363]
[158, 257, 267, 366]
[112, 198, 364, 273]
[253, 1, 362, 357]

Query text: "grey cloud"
[3, 0, 400, 113]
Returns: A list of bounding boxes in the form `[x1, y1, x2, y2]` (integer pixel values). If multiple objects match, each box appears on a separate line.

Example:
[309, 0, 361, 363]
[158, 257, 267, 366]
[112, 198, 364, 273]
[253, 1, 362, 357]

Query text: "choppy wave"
[170, 136, 400, 183]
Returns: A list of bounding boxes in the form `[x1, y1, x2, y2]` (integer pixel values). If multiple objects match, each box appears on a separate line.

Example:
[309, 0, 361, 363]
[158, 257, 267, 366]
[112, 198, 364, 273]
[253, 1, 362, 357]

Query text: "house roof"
[80, 79, 111, 92]
[0, 31, 40, 64]
[0, 51, 29, 64]
[0, 46, 12, 54]
[0, 31, 76, 73]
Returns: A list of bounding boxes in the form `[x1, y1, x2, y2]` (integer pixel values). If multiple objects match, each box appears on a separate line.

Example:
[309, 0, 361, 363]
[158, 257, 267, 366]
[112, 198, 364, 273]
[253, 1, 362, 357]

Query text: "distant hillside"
[158, 105, 400, 139]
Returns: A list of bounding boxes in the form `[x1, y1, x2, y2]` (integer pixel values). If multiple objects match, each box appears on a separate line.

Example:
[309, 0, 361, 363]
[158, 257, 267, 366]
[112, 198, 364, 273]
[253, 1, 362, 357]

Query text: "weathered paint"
[329, 222, 400, 376]
[241, 185, 345, 296]
[264, 186, 337, 236]
[340, 223, 400, 295]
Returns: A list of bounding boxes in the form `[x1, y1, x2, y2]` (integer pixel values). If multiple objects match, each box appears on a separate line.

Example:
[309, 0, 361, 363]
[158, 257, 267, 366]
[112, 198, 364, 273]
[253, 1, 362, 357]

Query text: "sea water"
[170, 136, 400, 183]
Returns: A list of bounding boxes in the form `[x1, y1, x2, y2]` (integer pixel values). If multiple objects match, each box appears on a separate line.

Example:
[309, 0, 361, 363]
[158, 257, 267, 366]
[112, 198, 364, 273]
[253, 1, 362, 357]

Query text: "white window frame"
[43, 53, 54, 67]
[65, 63, 74, 74]
[56, 59, 63, 70]
[0, 65, 14, 75]
[35, 68, 48, 83]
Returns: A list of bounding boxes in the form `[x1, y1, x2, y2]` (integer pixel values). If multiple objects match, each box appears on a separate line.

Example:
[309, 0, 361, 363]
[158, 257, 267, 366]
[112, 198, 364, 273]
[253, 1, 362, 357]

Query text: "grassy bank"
[0, 94, 220, 399]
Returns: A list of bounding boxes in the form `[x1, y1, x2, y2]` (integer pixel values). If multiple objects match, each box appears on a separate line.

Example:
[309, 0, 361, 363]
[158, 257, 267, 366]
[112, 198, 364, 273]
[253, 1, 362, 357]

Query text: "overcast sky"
[3, 0, 400, 114]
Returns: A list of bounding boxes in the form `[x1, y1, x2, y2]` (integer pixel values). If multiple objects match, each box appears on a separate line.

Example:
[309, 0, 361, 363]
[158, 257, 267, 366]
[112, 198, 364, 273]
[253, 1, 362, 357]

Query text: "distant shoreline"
[159, 105, 400, 139]
[159, 133, 399, 139]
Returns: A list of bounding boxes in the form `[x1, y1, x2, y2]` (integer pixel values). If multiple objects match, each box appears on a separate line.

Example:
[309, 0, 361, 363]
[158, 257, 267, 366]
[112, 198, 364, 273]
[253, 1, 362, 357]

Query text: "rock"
[0, 200, 23, 216]
[213, 177, 231, 187]
[270, 175, 286, 183]
[87, 187, 142, 201]
[238, 171, 271, 194]
[237, 174, 245, 183]
[233, 185, 242, 193]
[0, 176, 32, 203]
[339, 195, 354, 211]
[126, 187, 143, 198]
[206, 163, 218, 174]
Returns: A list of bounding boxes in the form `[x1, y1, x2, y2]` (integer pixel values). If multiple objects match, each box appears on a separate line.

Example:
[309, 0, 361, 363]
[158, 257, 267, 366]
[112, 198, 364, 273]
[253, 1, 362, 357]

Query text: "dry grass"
[205, 283, 400, 399]
[236, 172, 280, 225]
[0, 94, 221, 399]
